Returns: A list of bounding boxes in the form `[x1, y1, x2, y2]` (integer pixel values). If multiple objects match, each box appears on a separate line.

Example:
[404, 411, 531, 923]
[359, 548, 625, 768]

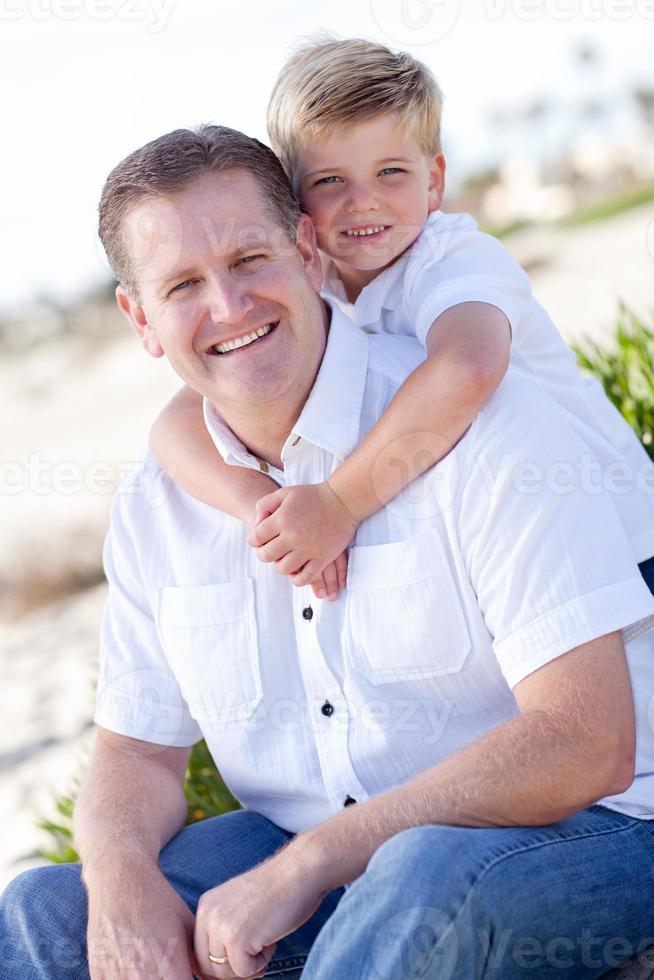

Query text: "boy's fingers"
[275, 551, 304, 576]
[250, 513, 280, 547]
[254, 488, 286, 524]
[321, 562, 339, 599]
[311, 578, 327, 599]
[255, 537, 289, 564]
[292, 559, 324, 587]
[335, 551, 348, 590]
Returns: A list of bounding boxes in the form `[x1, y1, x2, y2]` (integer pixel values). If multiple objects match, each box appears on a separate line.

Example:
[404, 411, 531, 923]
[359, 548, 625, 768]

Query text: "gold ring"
[208, 951, 230, 965]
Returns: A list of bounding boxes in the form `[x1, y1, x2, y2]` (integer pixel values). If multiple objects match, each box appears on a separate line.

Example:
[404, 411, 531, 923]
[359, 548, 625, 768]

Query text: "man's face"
[116, 169, 325, 411]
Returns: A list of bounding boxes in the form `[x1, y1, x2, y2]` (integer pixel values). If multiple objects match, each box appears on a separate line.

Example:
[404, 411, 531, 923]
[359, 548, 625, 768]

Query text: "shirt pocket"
[158, 579, 262, 723]
[345, 529, 471, 685]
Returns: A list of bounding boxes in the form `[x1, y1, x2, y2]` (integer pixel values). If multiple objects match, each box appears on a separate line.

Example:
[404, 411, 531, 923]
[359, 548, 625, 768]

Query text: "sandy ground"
[1, 203, 653, 894]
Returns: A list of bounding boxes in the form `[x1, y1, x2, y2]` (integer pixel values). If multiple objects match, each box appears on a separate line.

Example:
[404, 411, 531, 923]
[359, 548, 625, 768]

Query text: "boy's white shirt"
[321, 210, 654, 564]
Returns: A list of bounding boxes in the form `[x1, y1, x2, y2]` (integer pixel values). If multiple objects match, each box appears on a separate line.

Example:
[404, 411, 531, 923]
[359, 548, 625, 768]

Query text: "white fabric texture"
[95, 309, 654, 833]
[321, 211, 654, 563]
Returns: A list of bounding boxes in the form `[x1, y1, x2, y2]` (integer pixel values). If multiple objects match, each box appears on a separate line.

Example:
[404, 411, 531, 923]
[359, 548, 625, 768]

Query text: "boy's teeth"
[213, 323, 272, 354]
[346, 225, 386, 237]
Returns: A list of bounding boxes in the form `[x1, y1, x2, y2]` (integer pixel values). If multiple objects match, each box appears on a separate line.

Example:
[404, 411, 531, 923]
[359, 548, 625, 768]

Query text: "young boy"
[150, 37, 654, 600]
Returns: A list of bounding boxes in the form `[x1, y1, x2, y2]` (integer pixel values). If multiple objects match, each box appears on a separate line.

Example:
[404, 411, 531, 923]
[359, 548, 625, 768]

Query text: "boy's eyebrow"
[301, 156, 418, 179]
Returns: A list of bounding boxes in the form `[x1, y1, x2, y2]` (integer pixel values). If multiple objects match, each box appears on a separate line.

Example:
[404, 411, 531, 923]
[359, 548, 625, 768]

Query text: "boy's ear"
[116, 285, 165, 359]
[294, 214, 323, 294]
[427, 154, 446, 214]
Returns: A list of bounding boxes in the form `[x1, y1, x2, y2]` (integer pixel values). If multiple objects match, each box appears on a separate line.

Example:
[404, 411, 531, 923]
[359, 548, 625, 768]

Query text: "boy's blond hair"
[267, 36, 443, 188]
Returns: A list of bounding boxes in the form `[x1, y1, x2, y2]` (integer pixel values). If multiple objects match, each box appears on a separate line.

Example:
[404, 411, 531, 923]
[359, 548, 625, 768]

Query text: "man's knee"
[368, 824, 466, 883]
[1, 864, 88, 975]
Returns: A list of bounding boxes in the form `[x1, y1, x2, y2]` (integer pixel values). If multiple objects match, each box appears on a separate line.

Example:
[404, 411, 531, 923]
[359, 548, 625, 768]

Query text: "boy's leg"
[0, 808, 344, 979]
[301, 805, 654, 980]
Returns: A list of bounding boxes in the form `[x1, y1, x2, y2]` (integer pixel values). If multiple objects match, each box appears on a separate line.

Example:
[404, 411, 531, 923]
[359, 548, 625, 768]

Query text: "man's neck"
[221, 397, 302, 471]
[210, 313, 330, 471]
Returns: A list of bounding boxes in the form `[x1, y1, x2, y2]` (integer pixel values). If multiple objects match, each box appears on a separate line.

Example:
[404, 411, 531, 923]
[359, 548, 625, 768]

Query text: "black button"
[344, 795, 357, 807]
[302, 606, 313, 621]
[321, 701, 334, 717]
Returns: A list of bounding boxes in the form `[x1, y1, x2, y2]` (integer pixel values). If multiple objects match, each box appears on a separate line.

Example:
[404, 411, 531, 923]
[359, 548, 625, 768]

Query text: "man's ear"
[115, 285, 164, 358]
[294, 214, 323, 294]
[427, 154, 446, 214]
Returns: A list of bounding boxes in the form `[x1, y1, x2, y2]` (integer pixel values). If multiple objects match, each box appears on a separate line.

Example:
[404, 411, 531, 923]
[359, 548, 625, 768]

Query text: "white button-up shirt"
[95, 307, 654, 832]
[322, 211, 654, 564]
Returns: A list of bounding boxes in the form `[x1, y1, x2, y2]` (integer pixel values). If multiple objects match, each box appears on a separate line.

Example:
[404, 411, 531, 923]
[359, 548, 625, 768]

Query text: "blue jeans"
[639, 556, 654, 597]
[3, 805, 654, 979]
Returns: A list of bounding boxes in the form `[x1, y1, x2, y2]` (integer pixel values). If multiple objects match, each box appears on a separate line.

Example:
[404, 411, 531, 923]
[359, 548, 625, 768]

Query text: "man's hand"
[194, 847, 328, 979]
[247, 482, 357, 596]
[87, 860, 206, 980]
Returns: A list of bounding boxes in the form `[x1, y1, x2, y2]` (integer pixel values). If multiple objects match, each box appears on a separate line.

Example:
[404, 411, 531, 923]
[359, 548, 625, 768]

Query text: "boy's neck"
[330, 258, 384, 304]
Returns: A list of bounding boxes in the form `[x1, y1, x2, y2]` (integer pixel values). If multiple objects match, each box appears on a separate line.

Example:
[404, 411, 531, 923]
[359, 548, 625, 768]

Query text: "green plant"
[561, 183, 654, 228]
[37, 740, 239, 864]
[573, 305, 654, 459]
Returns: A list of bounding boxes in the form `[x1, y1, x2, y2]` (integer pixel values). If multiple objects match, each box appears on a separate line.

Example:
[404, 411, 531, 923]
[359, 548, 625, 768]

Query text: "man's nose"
[206, 272, 254, 324]
[345, 182, 380, 214]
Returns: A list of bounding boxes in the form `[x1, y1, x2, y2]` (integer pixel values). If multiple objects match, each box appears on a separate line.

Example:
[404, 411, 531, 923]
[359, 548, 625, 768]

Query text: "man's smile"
[208, 321, 279, 355]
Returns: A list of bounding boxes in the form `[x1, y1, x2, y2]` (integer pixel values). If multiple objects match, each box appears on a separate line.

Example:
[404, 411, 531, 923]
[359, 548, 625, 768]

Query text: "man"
[3, 124, 654, 980]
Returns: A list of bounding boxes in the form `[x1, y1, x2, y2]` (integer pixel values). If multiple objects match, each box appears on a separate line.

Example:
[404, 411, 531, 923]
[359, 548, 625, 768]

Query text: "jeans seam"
[433, 815, 644, 955]
[472, 815, 642, 883]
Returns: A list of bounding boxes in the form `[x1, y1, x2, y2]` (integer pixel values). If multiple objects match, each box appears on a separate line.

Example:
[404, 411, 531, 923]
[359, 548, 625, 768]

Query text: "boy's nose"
[345, 182, 380, 214]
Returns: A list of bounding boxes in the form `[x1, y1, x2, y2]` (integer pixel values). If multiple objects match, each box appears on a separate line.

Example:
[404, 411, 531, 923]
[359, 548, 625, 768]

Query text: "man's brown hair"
[98, 124, 301, 296]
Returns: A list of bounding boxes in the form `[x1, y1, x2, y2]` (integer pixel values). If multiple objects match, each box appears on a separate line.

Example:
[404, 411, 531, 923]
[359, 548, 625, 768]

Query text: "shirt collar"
[202, 303, 369, 481]
[321, 252, 407, 323]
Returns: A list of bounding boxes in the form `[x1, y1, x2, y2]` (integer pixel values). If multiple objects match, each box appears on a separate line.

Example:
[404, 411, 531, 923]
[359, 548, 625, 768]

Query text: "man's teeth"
[213, 323, 273, 355]
[345, 226, 387, 237]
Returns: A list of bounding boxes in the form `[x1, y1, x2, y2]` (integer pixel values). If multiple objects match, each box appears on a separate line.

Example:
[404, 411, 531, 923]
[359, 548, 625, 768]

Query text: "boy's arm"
[252, 302, 510, 583]
[150, 385, 277, 533]
[329, 301, 511, 521]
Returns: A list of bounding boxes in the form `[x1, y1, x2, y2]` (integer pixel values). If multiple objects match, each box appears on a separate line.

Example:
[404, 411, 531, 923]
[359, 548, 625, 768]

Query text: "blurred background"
[2, 0, 654, 889]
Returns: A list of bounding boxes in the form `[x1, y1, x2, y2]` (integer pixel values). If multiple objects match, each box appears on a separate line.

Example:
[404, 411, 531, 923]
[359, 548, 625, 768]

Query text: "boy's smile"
[296, 113, 445, 302]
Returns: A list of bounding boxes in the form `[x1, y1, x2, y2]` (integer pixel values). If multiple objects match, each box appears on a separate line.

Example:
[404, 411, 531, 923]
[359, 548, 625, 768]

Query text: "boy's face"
[296, 113, 445, 296]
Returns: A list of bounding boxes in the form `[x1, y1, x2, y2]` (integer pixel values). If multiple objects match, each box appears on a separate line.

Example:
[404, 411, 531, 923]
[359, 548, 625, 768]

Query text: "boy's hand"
[310, 551, 348, 602]
[248, 482, 358, 593]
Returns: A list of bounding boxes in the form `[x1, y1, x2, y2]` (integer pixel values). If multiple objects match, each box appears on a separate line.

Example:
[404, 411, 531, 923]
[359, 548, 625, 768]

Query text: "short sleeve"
[406, 215, 532, 348]
[456, 370, 654, 689]
[94, 479, 202, 747]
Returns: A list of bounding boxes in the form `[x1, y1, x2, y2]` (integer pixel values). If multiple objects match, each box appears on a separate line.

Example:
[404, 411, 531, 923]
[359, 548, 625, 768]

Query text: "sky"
[2, 0, 653, 312]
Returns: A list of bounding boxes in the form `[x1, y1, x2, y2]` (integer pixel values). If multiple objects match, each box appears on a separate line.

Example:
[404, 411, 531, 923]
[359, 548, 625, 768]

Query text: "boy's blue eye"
[379, 167, 404, 176]
[314, 175, 343, 186]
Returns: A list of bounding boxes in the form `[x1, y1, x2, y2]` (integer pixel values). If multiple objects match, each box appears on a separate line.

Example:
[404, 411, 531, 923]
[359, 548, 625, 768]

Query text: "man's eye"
[170, 279, 196, 294]
[238, 254, 266, 266]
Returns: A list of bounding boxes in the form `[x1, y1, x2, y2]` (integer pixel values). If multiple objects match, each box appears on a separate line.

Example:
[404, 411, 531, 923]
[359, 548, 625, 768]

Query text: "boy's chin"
[327, 249, 399, 272]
